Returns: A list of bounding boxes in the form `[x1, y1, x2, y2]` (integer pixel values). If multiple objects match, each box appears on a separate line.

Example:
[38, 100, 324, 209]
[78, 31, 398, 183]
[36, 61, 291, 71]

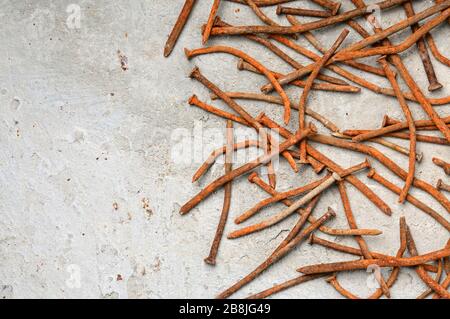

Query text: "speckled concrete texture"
[0, 0, 448, 299]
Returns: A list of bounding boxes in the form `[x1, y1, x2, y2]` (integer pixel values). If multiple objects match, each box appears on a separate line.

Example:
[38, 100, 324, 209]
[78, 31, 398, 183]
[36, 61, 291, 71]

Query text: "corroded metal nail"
[228, 160, 370, 238]
[210, 1, 446, 40]
[217, 209, 335, 299]
[277, 6, 333, 17]
[367, 169, 450, 231]
[405, 224, 450, 298]
[310, 134, 450, 213]
[298, 28, 350, 161]
[202, 0, 221, 45]
[163, 0, 197, 57]
[402, 1, 442, 91]
[204, 120, 233, 266]
[378, 57, 416, 204]
[296, 248, 450, 274]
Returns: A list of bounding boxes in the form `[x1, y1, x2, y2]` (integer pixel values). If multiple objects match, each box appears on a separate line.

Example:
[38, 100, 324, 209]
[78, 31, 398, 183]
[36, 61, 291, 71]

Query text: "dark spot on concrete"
[116, 274, 123, 281]
[117, 50, 128, 71]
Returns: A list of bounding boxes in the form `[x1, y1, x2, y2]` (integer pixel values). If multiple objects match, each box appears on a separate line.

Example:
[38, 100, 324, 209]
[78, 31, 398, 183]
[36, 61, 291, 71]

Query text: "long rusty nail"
[277, 6, 333, 17]
[163, 0, 197, 57]
[337, 178, 390, 298]
[333, 132, 423, 162]
[310, 134, 450, 213]
[332, 10, 450, 63]
[210, 0, 420, 36]
[296, 248, 450, 274]
[367, 169, 450, 231]
[228, 160, 370, 239]
[403, 1, 442, 91]
[405, 224, 450, 299]
[202, 0, 221, 45]
[204, 120, 233, 266]
[188, 94, 248, 126]
[298, 28, 350, 162]
[378, 57, 416, 203]
[217, 209, 335, 299]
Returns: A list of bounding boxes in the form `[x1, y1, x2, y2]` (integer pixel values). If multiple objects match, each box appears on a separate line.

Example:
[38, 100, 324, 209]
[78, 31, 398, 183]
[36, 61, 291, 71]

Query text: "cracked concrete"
[0, 0, 448, 299]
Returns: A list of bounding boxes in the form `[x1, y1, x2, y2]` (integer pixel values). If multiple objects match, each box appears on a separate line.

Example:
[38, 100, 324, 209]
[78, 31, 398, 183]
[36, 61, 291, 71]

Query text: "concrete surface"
[0, 0, 449, 299]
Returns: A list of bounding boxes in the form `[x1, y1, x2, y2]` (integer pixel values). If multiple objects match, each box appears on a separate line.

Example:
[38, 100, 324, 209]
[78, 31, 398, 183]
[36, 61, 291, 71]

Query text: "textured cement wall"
[0, 0, 448, 299]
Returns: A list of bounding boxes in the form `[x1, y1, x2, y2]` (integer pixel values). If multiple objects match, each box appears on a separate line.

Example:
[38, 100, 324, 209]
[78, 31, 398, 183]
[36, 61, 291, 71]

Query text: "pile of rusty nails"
[164, 0, 450, 299]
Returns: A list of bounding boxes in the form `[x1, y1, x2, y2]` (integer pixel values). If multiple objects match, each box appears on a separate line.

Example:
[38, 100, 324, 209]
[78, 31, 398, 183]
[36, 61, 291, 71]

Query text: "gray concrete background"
[0, 0, 448, 299]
